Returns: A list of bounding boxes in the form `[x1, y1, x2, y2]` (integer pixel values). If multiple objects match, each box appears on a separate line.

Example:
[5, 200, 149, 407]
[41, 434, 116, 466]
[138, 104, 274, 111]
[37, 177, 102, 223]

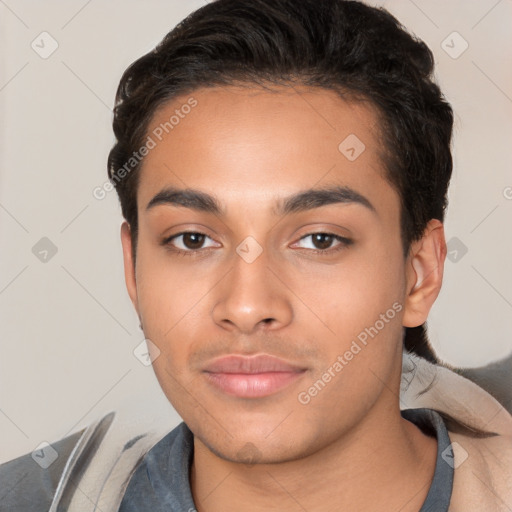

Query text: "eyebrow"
[145, 185, 376, 216]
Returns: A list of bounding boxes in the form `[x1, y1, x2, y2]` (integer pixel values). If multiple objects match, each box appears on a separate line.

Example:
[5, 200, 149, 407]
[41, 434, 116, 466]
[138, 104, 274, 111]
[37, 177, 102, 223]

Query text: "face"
[121, 85, 420, 463]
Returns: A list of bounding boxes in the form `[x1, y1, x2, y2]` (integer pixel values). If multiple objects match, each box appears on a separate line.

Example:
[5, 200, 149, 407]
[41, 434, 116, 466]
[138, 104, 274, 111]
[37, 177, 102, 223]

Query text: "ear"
[402, 219, 447, 328]
[120, 221, 139, 317]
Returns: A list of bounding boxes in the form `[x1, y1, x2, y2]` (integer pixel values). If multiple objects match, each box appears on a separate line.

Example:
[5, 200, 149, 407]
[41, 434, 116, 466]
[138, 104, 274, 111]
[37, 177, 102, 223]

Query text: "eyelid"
[291, 232, 353, 251]
[162, 231, 219, 250]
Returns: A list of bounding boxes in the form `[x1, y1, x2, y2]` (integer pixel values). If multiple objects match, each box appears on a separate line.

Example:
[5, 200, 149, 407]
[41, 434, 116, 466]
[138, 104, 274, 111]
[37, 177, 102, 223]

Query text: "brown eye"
[181, 232, 206, 249]
[163, 231, 218, 254]
[294, 232, 353, 253]
[311, 233, 335, 250]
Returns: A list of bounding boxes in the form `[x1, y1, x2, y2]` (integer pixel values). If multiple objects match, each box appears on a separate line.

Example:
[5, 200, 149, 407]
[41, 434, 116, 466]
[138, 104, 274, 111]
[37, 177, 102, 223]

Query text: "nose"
[211, 248, 293, 334]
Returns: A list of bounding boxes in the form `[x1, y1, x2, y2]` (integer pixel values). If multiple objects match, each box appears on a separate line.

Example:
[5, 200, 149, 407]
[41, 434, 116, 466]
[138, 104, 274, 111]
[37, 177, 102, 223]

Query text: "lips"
[204, 354, 304, 374]
[203, 354, 306, 398]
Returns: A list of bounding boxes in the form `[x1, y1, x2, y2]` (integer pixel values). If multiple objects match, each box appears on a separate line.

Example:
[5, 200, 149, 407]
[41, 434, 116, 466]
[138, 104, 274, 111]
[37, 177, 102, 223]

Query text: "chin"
[199, 433, 314, 465]
[191, 410, 335, 465]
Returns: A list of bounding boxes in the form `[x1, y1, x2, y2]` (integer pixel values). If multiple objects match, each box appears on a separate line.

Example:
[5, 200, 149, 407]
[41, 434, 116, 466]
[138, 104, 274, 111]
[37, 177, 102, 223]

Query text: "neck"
[190, 398, 438, 512]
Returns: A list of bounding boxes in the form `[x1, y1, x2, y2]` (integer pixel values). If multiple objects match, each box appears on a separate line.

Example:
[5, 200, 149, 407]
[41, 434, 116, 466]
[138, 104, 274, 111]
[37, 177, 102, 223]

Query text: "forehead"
[137, 85, 398, 220]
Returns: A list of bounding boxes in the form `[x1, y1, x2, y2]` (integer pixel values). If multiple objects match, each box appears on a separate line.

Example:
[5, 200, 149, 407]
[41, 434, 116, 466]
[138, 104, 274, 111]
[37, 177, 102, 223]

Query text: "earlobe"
[402, 219, 447, 328]
[120, 221, 139, 316]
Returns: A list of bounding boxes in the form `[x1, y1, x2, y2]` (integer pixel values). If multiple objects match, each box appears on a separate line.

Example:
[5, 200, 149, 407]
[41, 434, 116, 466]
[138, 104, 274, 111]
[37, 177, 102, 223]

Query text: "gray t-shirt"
[119, 407, 453, 511]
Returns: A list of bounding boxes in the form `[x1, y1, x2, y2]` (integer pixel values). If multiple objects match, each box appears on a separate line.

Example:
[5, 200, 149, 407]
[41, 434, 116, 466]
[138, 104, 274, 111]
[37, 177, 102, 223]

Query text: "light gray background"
[1, 0, 511, 463]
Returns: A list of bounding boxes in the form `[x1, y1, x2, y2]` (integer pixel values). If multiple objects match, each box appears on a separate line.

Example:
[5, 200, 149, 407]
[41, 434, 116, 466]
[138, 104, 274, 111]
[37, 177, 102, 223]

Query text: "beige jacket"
[401, 351, 512, 511]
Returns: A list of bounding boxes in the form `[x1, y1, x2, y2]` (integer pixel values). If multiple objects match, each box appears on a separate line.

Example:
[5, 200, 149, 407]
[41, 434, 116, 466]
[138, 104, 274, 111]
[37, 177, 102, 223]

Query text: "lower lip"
[204, 371, 305, 398]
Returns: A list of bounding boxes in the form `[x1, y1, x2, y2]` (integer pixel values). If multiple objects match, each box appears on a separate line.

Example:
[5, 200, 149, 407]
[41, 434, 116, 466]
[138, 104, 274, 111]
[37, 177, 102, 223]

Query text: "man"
[1, 0, 511, 510]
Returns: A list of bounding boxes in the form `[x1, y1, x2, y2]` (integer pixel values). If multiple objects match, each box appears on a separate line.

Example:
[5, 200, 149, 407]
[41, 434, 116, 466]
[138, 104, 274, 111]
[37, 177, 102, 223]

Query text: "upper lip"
[203, 354, 305, 374]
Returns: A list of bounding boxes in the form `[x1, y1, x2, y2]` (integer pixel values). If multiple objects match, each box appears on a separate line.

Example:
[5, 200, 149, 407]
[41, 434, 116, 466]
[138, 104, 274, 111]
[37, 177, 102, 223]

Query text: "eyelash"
[161, 231, 353, 257]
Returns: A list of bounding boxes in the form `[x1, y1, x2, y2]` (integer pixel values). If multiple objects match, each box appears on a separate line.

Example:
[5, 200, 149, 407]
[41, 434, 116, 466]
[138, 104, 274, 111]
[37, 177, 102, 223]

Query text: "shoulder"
[448, 431, 512, 511]
[119, 422, 193, 511]
[0, 429, 84, 511]
[0, 391, 182, 512]
[401, 352, 512, 510]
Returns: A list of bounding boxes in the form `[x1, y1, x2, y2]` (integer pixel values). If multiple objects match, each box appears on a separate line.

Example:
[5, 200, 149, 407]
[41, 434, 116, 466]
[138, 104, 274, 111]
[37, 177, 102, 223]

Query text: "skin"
[121, 85, 447, 511]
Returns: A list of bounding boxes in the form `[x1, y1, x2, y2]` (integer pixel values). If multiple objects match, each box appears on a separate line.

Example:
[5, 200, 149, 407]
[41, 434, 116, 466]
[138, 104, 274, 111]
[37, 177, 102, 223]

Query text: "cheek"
[291, 255, 405, 417]
[135, 242, 210, 334]
[292, 248, 405, 344]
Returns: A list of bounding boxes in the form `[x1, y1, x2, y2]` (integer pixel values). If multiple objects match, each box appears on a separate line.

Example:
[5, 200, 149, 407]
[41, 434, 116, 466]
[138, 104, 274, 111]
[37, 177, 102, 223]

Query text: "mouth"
[202, 354, 307, 398]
